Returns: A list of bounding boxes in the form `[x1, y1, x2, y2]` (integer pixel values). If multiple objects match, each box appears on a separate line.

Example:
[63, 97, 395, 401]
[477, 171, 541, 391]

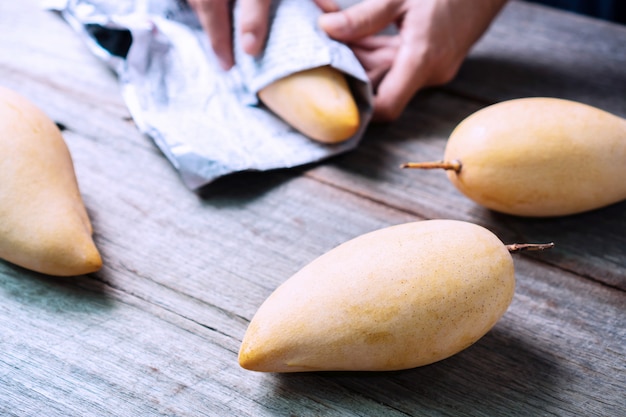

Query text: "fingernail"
[217, 56, 233, 71]
[241, 32, 257, 54]
[318, 12, 347, 35]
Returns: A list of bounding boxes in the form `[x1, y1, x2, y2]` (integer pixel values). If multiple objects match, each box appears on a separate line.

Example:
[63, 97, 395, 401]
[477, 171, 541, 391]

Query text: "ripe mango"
[0, 86, 102, 276]
[239, 220, 518, 372]
[404, 97, 626, 217]
[258, 65, 360, 144]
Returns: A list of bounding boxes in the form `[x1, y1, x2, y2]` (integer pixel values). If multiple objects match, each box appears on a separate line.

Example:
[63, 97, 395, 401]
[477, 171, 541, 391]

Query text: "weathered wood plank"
[1, 220, 624, 416]
[452, 0, 626, 117]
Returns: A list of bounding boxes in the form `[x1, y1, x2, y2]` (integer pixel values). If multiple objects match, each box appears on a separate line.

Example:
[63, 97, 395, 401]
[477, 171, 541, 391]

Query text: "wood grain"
[0, 0, 624, 416]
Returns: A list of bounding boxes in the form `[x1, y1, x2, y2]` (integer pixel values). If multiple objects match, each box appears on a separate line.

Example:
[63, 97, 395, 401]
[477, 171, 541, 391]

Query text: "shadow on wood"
[260, 325, 562, 415]
[196, 169, 301, 204]
[483, 200, 626, 289]
[449, 54, 626, 118]
[0, 262, 115, 314]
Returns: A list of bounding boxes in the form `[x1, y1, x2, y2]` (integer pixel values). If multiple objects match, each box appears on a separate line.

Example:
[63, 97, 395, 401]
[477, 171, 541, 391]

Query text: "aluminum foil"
[44, 0, 373, 190]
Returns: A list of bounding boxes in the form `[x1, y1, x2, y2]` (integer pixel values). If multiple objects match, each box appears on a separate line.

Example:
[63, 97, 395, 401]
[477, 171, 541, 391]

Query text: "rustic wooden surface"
[1, 0, 625, 416]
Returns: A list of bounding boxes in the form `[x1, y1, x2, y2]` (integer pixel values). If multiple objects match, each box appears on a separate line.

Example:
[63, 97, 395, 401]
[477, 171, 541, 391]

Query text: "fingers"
[373, 43, 429, 122]
[349, 35, 399, 89]
[354, 53, 391, 91]
[349, 34, 400, 51]
[313, 0, 341, 13]
[315, 0, 420, 120]
[318, 0, 403, 41]
[189, 0, 272, 69]
[189, 0, 234, 70]
[237, 0, 272, 56]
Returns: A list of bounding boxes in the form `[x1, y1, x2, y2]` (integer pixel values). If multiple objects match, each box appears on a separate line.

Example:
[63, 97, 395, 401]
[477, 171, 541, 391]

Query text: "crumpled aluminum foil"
[44, 0, 373, 190]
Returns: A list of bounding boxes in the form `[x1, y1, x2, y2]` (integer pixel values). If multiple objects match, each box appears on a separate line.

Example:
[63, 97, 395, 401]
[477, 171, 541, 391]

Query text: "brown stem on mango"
[506, 243, 555, 253]
[400, 160, 462, 173]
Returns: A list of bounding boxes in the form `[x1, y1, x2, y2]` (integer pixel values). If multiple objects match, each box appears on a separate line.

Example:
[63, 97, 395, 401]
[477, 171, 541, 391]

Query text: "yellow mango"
[258, 65, 360, 144]
[403, 97, 626, 217]
[0, 86, 102, 276]
[239, 220, 526, 373]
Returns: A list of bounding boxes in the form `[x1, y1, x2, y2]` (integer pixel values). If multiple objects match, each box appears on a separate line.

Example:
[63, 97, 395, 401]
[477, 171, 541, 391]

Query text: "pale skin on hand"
[189, 0, 508, 121]
[187, 0, 273, 70]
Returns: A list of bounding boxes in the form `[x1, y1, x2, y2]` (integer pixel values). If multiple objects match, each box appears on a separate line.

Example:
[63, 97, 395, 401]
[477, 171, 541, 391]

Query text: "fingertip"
[218, 56, 234, 71]
[313, 0, 341, 13]
[372, 96, 404, 122]
[238, 0, 271, 56]
[240, 32, 258, 55]
[212, 44, 235, 70]
[318, 12, 348, 39]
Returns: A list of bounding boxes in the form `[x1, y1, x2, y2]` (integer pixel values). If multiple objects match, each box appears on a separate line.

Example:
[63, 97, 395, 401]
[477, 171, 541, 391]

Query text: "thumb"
[318, 0, 402, 41]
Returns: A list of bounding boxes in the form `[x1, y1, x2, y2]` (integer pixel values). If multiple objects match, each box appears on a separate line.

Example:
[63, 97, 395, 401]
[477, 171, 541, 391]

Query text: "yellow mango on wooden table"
[403, 97, 626, 217]
[239, 220, 538, 373]
[0, 86, 102, 276]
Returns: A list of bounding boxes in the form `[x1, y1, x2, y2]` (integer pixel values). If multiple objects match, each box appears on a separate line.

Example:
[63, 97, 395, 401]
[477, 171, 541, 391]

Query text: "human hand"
[316, 0, 508, 121]
[187, 0, 273, 70]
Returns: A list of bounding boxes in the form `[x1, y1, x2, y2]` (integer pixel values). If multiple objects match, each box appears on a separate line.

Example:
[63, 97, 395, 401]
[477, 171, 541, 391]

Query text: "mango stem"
[506, 243, 555, 253]
[400, 160, 462, 173]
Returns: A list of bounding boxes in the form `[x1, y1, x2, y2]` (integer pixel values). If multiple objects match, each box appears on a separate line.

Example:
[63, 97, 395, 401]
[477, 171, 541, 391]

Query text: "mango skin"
[258, 65, 360, 144]
[0, 86, 102, 276]
[445, 97, 626, 217]
[239, 220, 515, 373]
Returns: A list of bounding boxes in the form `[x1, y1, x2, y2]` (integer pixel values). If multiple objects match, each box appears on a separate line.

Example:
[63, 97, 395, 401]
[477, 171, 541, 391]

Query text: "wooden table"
[1, 1, 624, 415]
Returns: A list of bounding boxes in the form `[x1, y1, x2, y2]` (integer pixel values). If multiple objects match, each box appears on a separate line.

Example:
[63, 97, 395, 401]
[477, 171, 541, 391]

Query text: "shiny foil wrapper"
[45, 0, 373, 190]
